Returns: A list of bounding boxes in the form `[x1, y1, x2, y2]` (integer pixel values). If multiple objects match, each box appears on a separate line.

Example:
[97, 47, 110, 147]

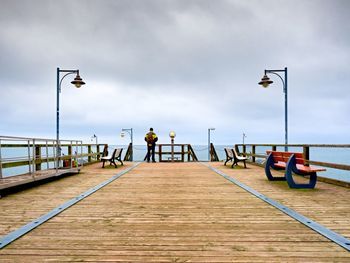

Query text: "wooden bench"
[265, 151, 326, 189]
[224, 148, 248, 168]
[101, 148, 123, 168]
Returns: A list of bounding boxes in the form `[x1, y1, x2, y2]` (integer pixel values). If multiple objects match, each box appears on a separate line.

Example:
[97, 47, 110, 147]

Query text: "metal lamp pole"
[91, 134, 98, 145]
[259, 67, 288, 151]
[208, 128, 215, 161]
[56, 67, 85, 168]
[121, 128, 133, 161]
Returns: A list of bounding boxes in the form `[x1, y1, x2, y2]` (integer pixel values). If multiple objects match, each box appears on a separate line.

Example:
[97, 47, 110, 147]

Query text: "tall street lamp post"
[121, 128, 133, 161]
[91, 134, 98, 145]
[208, 128, 215, 161]
[56, 68, 85, 167]
[242, 132, 247, 145]
[259, 67, 288, 151]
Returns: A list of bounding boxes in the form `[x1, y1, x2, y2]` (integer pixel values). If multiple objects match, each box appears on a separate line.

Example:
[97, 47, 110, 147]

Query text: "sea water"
[1, 145, 349, 183]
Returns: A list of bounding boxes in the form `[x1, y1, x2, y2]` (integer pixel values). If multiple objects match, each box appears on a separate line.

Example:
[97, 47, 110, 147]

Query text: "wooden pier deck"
[0, 168, 80, 191]
[0, 162, 349, 262]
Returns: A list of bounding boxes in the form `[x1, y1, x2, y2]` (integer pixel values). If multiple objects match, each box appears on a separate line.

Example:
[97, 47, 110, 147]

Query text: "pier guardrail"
[235, 143, 350, 186]
[142, 144, 198, 162]
[235, 143, 350, 171]
[0, 136, 105, 179]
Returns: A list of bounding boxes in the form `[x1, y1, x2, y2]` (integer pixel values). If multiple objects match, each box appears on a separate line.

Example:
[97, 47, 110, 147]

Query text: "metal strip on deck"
[0, 162, 141, 249]
[204, 163, 350, 252]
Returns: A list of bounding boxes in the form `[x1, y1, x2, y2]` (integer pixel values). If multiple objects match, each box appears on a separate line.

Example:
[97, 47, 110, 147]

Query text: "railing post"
[272, 145, 277, 151]
[159, 145, 162, 162]
[303, 145, 310, 166]
[181, 145, 185, 162]
[130, 142, 133, 162]
[88, 144, 92, 163]
[27, 140, 32, 174]
[97, 144, 100, 160]
[252, 145, 256, 163]
[35, 144, 41, 171]
[68, 144, 72, 168]
[0, 139, 3, 179]
[187, 145, 190, 162]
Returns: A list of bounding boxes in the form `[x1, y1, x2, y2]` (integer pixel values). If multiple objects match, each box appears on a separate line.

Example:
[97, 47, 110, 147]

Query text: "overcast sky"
[0, 0, 349, 145]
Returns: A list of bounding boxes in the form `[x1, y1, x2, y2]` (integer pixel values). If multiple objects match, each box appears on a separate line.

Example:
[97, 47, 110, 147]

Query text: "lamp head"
[71, 73, 85, 88]
[121, 132, 125, 138]
[258, 74, 273, 88]
[169, 131, 176, 139]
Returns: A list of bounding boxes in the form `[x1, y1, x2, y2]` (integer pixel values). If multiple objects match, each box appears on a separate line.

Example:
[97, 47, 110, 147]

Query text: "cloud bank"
[0, 0, 349, 145]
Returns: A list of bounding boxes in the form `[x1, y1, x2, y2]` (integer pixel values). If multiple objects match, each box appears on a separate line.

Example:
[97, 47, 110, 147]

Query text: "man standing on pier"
[145, 128, 158, 163]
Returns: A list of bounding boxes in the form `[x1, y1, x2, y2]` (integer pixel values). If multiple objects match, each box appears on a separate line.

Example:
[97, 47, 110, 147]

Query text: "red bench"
[265, 151, 326, 189]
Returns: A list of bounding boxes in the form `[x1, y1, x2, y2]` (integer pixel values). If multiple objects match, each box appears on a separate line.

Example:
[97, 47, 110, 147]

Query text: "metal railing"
[0, 135, 105, 179]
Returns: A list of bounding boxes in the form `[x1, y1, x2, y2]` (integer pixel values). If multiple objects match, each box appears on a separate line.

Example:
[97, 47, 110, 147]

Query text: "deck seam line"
[0, 162, 141, 249]
[203, 163, 350, 252]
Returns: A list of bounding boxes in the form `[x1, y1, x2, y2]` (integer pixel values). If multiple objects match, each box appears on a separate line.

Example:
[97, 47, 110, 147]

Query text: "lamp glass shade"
[258, 75, 273, 88]
[169, 131, 176, 138]
[71, 74, 85, 88]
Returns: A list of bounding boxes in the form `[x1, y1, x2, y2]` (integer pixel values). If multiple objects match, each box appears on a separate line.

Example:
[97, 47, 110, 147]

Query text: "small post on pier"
[169, 131, 176, 162]
[35, 145, 41, 171]
[303, 146, 310, 166]
[88, 145, 92, 163]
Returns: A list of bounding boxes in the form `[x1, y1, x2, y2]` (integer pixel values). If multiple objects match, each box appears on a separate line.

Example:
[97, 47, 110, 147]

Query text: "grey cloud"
[0, 0, 349, 144]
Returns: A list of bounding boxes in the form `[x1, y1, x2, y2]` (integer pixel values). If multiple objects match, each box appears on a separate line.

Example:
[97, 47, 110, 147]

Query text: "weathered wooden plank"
[1, 162, 349, 261]
[216, 162, 350, 239]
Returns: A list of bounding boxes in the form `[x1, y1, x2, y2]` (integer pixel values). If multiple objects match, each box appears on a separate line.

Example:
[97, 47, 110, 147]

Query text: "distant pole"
[259, 67, 288, 151]
[242, 133, 247, 145]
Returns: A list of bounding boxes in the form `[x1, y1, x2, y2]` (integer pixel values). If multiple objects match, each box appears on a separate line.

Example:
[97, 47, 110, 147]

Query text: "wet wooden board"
[0, 162, 349, 262]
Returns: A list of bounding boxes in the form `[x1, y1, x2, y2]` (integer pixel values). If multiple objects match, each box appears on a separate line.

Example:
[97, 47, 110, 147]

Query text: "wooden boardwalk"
[0, 168, 80, 191]
[0, 162, 349, 262]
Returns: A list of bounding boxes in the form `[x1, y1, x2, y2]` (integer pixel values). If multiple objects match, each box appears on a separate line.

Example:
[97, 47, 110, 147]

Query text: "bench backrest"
[102, 144, 109, 157]
[114, 148, 123, 158]
[224, 148, 234, 158]
[266, 151, 305, 165]
[232, 148, 241, 158]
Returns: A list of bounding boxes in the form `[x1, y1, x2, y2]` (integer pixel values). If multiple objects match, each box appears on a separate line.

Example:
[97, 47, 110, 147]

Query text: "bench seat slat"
[265, 151, 326, 189]
[273, 156, 284, 163]
[274, 162, 286, 169]
[296, 164, 327, 173]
